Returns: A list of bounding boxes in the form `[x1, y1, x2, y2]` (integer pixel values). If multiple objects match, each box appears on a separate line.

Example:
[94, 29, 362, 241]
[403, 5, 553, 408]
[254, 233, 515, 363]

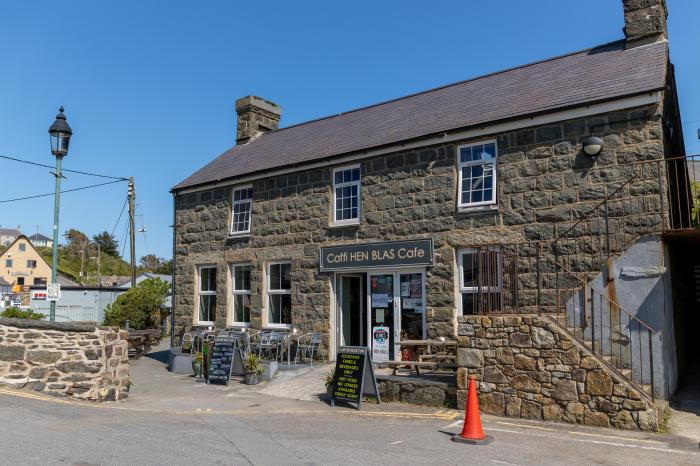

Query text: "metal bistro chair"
[295, 332, 323, 366]
[258, 331, 283, 361]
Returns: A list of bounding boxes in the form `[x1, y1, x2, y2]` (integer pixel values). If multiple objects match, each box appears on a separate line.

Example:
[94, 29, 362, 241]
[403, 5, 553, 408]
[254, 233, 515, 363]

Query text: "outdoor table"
[398, 339, 457, 367]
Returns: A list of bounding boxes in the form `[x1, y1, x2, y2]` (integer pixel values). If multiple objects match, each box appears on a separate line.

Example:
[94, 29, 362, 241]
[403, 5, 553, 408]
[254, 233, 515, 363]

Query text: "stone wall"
[456, 314, 658, 431]
[0, 318, 129, 401]
[174, 101, 669, 353]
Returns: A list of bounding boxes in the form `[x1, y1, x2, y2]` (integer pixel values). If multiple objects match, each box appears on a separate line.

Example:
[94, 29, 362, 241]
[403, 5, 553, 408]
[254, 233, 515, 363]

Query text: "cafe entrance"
[323, 239, 433, 361]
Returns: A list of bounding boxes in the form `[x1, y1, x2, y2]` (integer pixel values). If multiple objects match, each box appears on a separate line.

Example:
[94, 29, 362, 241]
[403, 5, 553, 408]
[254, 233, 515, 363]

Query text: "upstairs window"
[197, 266, 217, 323]
[231, 264, 252, 325]
[27, 260, 37, 268]
[458, 141, 497, 208]
[267, 262, 291, 326]
[333, 165, 361, 225]
[18, 243, 26, 252]
[458, 248, 502, 315]
[5, 259, 12, 268]
[231, 186, 253, 235]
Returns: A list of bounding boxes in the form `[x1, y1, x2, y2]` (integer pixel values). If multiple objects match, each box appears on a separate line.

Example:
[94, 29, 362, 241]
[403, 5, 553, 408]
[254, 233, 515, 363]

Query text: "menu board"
[207, 336, 244, 385]
[331, 346, 380, 410]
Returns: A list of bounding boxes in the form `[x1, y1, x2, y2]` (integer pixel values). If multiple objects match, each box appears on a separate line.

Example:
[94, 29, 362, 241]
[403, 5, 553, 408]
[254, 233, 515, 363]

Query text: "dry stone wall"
[0, 318, 129, 401]
[456, 314, 658, 431]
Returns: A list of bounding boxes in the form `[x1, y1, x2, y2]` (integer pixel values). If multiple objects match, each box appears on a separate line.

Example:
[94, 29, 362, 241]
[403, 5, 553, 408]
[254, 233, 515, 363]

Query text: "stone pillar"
[622, 0, 668, 47]
[235, 95, 281, 145]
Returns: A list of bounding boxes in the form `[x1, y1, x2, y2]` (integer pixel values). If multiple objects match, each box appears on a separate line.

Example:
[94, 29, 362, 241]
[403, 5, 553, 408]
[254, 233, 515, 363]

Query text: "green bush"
[102, 278, 170, 330]
[1, 307, 46, 320]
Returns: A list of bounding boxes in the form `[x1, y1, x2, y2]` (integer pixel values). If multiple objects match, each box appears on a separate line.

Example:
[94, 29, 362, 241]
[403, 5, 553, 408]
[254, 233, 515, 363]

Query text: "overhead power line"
[0, 154, 128, 180]
[0, 179, 127, 204]
[111, 196, 128, 237]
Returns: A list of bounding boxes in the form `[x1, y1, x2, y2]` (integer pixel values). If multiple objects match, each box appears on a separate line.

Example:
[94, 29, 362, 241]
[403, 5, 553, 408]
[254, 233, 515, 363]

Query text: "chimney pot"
[235, 95, 281, 145]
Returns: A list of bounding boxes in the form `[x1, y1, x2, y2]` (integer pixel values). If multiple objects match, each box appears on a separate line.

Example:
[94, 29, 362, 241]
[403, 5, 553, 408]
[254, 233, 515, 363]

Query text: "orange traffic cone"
[452, 377, 493, 445]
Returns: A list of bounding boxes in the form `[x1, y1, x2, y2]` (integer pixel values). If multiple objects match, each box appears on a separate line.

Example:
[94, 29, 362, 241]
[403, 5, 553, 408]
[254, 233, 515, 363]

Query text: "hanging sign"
[320, 239, 433, 271]
[331, 346, 381, 410]
[371, 326, 390, 363]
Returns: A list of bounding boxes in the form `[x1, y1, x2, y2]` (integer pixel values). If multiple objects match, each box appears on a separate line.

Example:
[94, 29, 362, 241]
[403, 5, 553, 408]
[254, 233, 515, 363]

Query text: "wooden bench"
[379, 360, 457, 376]
[127, 329, 162, 359]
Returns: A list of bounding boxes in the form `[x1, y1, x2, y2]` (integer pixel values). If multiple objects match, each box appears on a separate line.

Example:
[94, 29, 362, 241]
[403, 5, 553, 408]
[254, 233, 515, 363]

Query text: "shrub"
[102, 278, 170, 329]
[0, 307, 46, 320]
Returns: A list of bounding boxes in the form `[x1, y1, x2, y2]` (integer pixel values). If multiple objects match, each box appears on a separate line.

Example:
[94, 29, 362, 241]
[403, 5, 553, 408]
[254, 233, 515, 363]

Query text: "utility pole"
[79, 244, 85, 285]
[128, 177, 136, 287]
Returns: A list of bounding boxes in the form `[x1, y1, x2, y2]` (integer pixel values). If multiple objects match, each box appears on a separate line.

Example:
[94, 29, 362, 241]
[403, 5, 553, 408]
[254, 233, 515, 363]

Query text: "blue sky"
[1, 0, 698, 260]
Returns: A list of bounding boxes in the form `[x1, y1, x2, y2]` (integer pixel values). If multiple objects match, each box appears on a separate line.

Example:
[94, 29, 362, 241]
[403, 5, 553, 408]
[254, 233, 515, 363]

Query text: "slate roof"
[173, 40, 668, 191]
[0, 228, 21, 237]
[28, 233, 52, 242]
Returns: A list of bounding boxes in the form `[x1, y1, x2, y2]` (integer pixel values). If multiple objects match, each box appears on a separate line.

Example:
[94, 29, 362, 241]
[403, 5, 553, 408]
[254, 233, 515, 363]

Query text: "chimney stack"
[622, 0, 668, 47]
[235, 95, 281, 145]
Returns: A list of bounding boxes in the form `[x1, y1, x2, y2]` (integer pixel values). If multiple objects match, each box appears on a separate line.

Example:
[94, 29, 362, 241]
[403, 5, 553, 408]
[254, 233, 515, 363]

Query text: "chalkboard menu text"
[331, 346, 380, 410]
[207, 336, 243, 385]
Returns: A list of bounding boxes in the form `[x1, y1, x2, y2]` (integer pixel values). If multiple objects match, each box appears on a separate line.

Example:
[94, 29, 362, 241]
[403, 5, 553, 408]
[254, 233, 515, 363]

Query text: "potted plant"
[192, 352, 204, 378]
[243, 353, 265, 385]
[324, 369, 335, 401]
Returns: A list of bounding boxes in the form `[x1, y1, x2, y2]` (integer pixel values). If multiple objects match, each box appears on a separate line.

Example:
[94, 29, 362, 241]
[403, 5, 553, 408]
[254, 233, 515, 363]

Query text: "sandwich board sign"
[46, 283, 61, 302]
[207, 336, 244, 385]
[330, 346, 381, 410]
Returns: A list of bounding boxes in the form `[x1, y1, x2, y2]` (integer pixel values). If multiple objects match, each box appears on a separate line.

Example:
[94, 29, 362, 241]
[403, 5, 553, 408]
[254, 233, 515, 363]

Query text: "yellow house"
[0, 235, 52, 292]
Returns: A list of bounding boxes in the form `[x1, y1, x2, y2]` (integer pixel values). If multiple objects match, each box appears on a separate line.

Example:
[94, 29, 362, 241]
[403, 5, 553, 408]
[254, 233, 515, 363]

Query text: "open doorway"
[338, 274, 364, 347]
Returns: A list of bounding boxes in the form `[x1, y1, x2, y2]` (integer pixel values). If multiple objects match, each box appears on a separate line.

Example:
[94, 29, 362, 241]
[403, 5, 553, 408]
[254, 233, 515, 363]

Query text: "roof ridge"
[261, 39, 630, 136]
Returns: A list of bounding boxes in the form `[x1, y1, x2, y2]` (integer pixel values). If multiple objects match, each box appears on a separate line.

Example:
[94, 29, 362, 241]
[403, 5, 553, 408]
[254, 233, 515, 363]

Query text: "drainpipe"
[170, 193, 177, 349]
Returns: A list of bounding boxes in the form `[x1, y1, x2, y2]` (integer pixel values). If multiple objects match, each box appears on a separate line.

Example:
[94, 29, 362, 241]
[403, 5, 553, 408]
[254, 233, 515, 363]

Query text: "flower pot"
[244, 372, 260, 385]
[192, 360, 203, 378]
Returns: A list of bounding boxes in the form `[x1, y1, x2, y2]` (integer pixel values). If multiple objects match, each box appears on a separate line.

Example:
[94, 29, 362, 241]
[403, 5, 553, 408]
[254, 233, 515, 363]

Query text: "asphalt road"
[0, 386, 698, 466]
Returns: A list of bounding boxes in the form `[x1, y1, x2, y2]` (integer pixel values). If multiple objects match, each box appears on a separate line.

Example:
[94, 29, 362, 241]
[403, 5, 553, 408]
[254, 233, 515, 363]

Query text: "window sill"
[457, 204, 499, 214]
[228, 231, 251, 239]
[263, 324, 292, 330]
[328, 220, 360, 229]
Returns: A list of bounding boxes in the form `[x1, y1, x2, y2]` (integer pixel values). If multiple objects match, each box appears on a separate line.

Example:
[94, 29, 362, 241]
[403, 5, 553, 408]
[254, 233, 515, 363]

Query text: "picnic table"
[127, 329, 162, 359]
[380, 339, 458, 376]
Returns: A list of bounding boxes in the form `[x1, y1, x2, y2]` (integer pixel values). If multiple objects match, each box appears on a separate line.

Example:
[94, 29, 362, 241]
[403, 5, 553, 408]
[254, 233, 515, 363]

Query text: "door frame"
[366, 268, 426, 360]
[336, 273, 364, 349]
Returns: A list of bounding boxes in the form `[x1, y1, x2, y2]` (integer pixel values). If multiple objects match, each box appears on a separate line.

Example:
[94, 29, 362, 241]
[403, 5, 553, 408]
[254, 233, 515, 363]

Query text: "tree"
[140, 254, 162, 271]
[64, 228, 90, 256]
[156, 259, 173, 275]
[93, 231, 119, 257]
[103, 278, 170, 329]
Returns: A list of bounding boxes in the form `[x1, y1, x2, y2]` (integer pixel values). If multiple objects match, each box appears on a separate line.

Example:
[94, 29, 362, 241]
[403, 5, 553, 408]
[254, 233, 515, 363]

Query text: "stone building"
[172, 0, 697, 425]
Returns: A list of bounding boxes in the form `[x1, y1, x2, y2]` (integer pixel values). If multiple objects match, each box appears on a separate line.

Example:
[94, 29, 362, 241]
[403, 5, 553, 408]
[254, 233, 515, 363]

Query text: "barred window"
[197, 266, 217, 323]
[267, 262, 291, 326]
[458, 141, 497, 208]
[231, 186, 253, 234]
[231, 264, 252, 324]
[458, 248, 502, 315]
[333, 165, 361, 224]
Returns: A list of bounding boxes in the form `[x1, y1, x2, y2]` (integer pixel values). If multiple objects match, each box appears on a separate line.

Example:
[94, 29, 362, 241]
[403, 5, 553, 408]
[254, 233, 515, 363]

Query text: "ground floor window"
[268, 262, 291, 325]
[198, 266, 217, 323]
[231, 264, 251, 324]
[458, 248, 502, 315]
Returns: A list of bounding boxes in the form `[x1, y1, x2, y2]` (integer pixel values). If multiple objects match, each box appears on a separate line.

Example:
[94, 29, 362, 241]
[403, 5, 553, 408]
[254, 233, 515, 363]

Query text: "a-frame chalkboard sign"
[330, 346, 381, 410]
[207, 336, 245, 385]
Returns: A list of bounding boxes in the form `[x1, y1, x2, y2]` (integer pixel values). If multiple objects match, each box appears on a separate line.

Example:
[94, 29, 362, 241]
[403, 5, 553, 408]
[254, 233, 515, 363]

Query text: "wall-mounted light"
[582, 136, 604, 157]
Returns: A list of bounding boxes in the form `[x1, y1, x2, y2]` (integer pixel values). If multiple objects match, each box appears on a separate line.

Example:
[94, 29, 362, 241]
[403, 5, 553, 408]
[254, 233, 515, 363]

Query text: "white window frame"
[456, 140, 498, 209]
[457, 248, 502, 316]
[196, 265, 217, 325]
[230, 263, 252, 326]
[266, 261, 292, 328]
[230, 184, 253, 236]
[332, 164, 361, 226]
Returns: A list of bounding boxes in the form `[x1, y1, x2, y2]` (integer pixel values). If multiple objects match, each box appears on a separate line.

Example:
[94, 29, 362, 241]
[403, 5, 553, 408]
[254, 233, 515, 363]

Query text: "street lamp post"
[48, 107, 72, 322]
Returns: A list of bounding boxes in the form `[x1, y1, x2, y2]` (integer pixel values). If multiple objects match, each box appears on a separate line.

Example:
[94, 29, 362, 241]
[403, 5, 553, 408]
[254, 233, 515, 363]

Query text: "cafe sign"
[319, 238, 433, 272]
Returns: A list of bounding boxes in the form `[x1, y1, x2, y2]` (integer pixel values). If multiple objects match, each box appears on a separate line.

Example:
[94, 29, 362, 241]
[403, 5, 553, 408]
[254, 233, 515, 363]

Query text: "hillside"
[36, 246, 141, 286]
